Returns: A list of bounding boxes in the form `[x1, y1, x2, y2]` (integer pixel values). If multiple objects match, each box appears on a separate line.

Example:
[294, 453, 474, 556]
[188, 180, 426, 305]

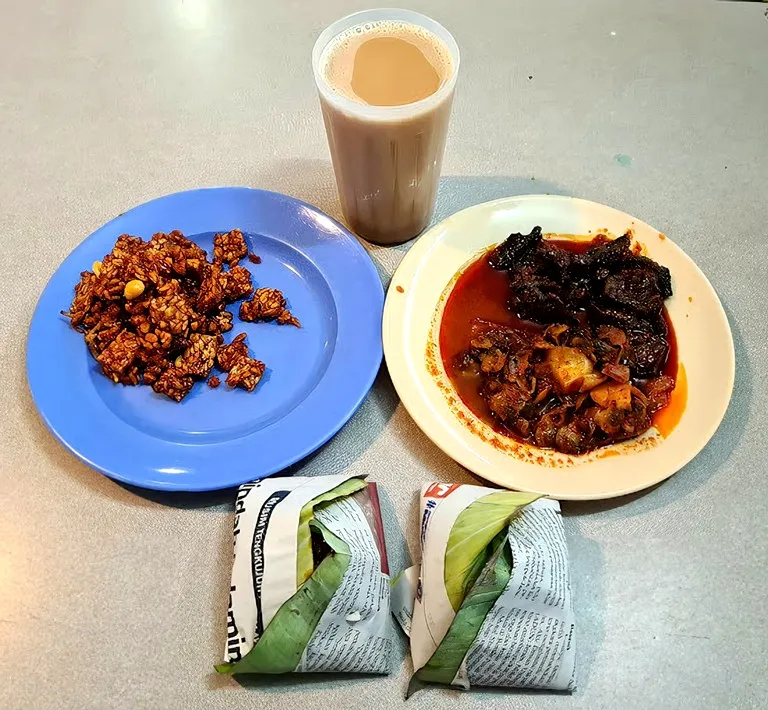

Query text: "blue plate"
[27, 188, 384, 491]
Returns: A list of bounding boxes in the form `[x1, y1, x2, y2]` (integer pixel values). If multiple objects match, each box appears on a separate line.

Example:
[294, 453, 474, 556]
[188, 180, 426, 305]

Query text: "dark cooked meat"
[589, 302, 649, 334]
[628, 254, 673, 300]
[508, 268, 575, 324]
[604, 269, 663, 316]
[643, 375, 675, 414]
[576, 233, 632, 271]
[451, 229, 675, 454]
[534, 241, 573, 280]
[628, 330, 670, 377]
[488, 227, 542, 270]
[492, 229, 672, 331]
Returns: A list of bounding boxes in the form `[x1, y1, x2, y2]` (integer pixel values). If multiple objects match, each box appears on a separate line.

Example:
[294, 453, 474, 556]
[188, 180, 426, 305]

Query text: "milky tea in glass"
[313, 10, 459, 245]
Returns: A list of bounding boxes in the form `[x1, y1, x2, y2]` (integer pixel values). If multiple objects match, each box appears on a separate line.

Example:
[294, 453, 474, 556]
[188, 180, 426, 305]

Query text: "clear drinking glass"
[312, 9, 460, 245]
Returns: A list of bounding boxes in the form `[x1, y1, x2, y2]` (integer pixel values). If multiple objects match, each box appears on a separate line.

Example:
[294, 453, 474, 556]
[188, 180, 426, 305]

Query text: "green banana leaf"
[444, 490, 539, 611]
[216, 520, 350, 675]
[409, 529, 513, 694]
[296, 477, 366, 586]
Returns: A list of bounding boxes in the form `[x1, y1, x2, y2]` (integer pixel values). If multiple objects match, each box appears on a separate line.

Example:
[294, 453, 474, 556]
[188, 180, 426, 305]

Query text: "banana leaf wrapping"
[217, 473, 391, 675]
[392, 483, 576, 694]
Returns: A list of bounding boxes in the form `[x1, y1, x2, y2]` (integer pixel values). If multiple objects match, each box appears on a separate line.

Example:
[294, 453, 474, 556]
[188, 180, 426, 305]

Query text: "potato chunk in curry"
[546, 346, 605, 394]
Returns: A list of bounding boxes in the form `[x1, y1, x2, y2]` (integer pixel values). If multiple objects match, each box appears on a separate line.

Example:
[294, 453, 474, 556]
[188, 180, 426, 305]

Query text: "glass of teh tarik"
[313, 9, 460, 246]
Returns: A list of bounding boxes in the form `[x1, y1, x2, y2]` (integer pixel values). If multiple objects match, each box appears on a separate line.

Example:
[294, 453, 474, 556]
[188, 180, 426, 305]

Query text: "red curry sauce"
[438, 238, 680, 442]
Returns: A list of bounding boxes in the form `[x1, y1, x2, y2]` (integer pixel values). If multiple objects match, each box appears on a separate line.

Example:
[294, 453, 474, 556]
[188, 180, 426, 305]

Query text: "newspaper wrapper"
[392, 483, 576, 693]
[216, 473, 391, 675]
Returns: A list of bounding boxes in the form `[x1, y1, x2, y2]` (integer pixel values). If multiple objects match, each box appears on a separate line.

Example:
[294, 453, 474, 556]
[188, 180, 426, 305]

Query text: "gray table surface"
[2, 0, 767, 708]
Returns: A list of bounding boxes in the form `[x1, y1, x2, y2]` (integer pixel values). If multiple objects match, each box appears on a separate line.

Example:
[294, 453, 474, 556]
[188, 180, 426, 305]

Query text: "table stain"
[614, 154, 632, 167]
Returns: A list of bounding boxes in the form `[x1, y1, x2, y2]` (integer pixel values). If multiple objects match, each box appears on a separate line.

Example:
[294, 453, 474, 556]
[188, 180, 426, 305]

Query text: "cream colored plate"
[383, 195, 734, 500]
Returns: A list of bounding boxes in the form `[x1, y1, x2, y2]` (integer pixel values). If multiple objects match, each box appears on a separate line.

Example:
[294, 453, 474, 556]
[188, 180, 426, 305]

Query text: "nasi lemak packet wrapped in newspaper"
[392, 483, 575, 695]
[216, 473, 391, 675]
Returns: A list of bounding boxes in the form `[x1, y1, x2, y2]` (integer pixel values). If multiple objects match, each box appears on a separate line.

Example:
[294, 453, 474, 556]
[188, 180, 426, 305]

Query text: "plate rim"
[383, 194, 735, 500]
[26, 186, 384, 492]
